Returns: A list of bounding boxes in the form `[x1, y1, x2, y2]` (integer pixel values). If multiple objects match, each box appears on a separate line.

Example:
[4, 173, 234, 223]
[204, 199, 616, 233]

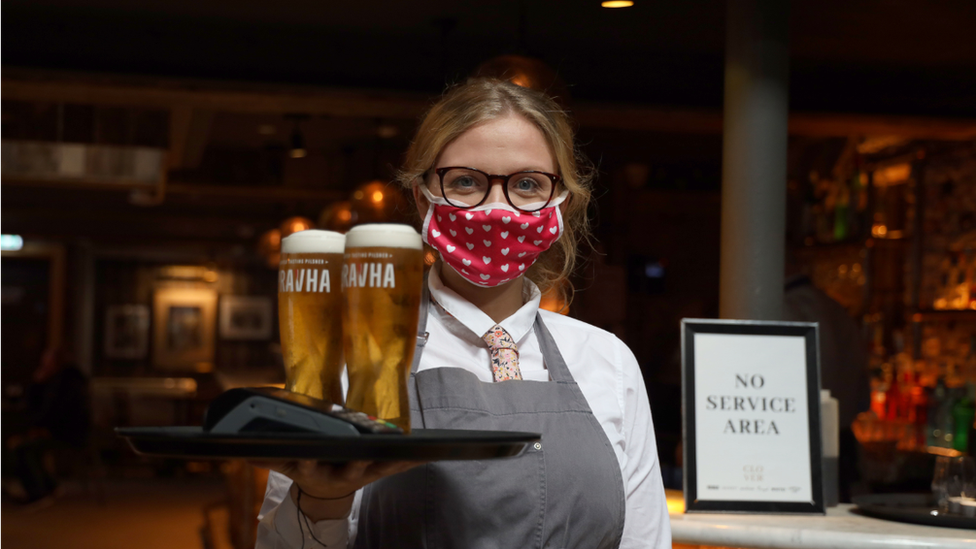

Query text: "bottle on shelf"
[952, 383, 975, 453]
[834, 177, 851, 242]
[928, 377, 949, 448]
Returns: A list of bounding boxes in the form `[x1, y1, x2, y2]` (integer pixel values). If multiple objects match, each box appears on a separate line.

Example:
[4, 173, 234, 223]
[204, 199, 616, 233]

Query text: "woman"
[257, 78, 671, 549]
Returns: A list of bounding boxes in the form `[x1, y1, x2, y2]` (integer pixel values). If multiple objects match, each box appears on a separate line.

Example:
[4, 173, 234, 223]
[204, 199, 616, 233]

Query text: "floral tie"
[483, 325, 522, 382]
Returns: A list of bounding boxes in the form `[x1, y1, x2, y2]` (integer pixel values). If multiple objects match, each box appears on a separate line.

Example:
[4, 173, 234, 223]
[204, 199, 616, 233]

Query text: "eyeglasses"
[427, 167, 561, 213]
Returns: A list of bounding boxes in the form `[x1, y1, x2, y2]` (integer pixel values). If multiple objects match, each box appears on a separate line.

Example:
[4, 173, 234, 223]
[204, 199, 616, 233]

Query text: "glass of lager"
[278, 230, 346, 403]
[342, 224, 424, 432]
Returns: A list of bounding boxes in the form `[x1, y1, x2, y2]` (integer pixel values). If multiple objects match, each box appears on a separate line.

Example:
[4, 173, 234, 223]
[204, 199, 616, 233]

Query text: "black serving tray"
[853, 493, 976, 530]
[116, 426, 539, 462]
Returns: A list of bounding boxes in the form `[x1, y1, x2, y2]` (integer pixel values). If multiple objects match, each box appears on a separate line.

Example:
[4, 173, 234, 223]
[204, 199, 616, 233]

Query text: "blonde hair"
[397, 78, 593, 300]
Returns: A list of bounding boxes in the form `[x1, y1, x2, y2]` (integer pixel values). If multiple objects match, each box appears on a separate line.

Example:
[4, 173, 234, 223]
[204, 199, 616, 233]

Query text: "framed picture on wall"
[153, 287, 217, 372]
[104, 305, 150, 359]
[219, 296, 273, 340]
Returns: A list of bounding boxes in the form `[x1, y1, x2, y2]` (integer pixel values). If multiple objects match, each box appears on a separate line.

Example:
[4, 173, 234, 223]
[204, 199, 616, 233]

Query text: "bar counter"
[665, 491, 976, 549]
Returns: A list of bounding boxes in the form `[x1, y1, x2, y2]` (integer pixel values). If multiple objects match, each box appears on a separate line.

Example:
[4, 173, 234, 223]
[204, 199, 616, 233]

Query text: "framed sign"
[153, 287, 217, 372]
[682, 319, 824, 514]
[104, 305, 150, 359]
[219, 296, 273, 340]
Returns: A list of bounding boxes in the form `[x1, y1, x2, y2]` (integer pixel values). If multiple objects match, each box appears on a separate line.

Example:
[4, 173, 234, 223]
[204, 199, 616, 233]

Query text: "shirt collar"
[428, 264, 540, 342]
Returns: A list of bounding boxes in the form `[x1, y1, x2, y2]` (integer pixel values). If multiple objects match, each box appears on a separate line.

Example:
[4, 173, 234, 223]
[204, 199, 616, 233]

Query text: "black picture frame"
[681, 318, 825, 514]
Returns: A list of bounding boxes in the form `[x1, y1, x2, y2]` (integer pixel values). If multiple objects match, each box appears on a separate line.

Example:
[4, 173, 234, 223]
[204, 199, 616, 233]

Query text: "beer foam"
[281, 230, 346, 254]
[345, 223, 423, 250]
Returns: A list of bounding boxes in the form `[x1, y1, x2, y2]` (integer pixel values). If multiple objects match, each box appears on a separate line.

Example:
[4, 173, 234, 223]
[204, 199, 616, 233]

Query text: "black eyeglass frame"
[429, 166, 562, 213]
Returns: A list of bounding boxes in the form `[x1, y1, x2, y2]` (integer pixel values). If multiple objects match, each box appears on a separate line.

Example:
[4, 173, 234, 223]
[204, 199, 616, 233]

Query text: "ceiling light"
[1, 234, 24, 251]
[376, 124, 399, 139]
[290, 127, 307, 158]
[601, 0, 634, 7]
[286, 114, 309, 159]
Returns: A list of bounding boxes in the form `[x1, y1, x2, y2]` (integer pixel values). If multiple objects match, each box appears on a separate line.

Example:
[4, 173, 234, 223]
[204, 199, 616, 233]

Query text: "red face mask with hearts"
[420, 186, 566, 287]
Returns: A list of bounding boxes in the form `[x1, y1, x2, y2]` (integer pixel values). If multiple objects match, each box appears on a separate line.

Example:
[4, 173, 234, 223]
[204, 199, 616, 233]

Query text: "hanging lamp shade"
[473, 55, 571, 108]
[318, 200, 358, 233]
[257, 228, 282, 269]
[350, 180, 412, 225]
[279, 216, 314, 238]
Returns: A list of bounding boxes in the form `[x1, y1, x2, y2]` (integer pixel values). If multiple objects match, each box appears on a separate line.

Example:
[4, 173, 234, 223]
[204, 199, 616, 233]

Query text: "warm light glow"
[665, 489, 685, 514]
[371, 190, 384, 203]
[872, 224, 888, 237]
[601, 0, 634, 7]
[874, 163, 911, 187]
[280, 216, 314, 238]
[339, 210, 352, 222]
[539, 286, 569, 315]
[509, 75, 531, 88]
[290, 148, 307, 159]
[927, 446, 964, 458]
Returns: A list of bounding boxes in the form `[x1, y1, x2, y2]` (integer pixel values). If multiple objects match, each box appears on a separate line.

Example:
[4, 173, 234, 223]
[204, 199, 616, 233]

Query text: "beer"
[278, 230, 345, 403]
[342, 224, 424, 432]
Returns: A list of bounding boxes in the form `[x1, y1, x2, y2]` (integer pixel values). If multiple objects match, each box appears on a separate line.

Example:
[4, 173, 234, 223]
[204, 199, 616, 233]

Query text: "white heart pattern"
[480, 274, 490, 280]
[517, 236, 525, 243]
[533, 212, 541, 217]
[465, 227, 474, 235]
[501, 248, 509, 255]
[502, 216, 511, 224]
[449, 213, 457, 221]
[482, 225, 491, 232]
[518, 252, 527, 257]
[518, 264, 525, 271]
[450, 229, 457, 236]
[446, 245, 456, 253]
[462, 269, 469, 274]
[533, 240, 543, 246]
[536, 226, 544, 233]
[483, 240, 491, 247]
[466, 243, 475, 250]
[431, 229, 441, 238]
[500, 231, 509, 239]
[501, 264, 509, 272]
[520, 223, 529, 230]
[465, 213, 474, 220]
[437, 215, 442, 222]
[462, 259, 472, 266]
[482, 256, 491, 264]
[549, 226, 557, 234]
[484, 209, 492, 217]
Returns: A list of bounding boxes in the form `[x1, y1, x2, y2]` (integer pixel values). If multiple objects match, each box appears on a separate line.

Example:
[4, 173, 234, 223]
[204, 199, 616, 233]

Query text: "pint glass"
[278, 230, 346, 403]
[342, 224, 424, 432]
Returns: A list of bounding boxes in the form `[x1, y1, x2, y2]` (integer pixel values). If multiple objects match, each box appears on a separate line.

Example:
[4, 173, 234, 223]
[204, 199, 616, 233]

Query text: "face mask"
[420, 186, 566, 287]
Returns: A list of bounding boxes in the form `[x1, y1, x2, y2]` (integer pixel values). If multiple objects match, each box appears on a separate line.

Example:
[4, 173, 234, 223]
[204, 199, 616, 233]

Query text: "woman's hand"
[252, 459, 424, 521]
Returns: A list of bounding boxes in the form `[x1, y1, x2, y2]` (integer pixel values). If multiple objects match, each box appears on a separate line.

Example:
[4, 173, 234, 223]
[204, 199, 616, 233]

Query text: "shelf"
[911, 310, 976, 322]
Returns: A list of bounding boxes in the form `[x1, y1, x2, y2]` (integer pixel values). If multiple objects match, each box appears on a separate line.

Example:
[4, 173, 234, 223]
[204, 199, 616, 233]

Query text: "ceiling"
[3, 0, 976, 116]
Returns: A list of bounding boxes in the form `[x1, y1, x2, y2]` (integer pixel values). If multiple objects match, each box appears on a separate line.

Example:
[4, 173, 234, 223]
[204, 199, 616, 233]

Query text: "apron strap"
[532, 314, 575, 383]
[411, 271, 431, 376]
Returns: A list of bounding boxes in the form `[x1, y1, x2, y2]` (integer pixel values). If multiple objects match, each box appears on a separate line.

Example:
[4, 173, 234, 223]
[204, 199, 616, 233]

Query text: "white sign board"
[682, 319, 824, 514]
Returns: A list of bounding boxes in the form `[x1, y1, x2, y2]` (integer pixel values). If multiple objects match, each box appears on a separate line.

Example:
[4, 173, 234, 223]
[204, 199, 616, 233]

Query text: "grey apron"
[354, 281, 626, 549]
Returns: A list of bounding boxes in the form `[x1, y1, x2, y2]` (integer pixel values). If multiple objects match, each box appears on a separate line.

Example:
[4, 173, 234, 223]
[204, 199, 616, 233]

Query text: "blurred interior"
[2, 1, 975, 547]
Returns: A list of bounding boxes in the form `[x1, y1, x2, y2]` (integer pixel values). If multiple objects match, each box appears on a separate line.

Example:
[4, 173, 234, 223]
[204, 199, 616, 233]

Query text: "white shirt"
[257, 267, 672, 548]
